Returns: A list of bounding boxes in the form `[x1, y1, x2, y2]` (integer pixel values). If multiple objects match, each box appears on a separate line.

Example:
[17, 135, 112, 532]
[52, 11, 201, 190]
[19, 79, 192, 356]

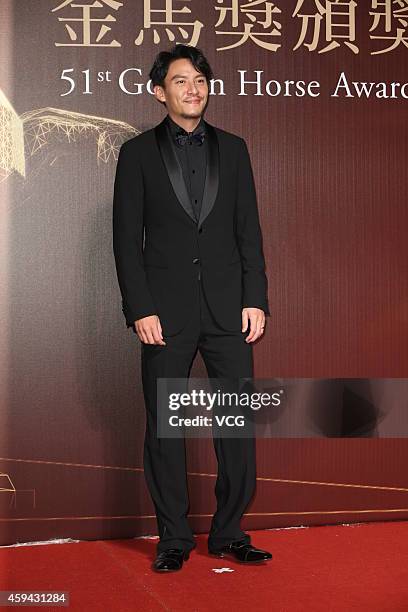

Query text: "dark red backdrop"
[0, 1, 407, 545]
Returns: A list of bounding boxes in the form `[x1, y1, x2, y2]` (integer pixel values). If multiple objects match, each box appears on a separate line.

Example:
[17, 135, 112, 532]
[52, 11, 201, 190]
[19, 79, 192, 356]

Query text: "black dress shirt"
[165, 114, 207, 222]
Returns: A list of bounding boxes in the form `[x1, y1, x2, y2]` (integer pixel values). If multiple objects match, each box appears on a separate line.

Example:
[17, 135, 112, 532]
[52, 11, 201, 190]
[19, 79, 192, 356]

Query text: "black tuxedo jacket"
[113, 116, 269, 336]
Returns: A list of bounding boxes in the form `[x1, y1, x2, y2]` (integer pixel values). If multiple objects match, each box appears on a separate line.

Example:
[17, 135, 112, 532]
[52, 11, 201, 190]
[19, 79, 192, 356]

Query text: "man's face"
[154, 58, 209, 119]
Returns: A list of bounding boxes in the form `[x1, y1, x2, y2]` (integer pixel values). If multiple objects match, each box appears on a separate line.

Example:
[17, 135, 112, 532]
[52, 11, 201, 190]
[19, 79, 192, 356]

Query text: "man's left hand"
[242, 307, 266, 343]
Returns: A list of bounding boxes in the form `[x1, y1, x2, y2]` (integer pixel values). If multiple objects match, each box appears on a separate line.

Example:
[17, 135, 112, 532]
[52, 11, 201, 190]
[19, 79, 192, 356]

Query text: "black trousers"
[141, 273, 256, 553]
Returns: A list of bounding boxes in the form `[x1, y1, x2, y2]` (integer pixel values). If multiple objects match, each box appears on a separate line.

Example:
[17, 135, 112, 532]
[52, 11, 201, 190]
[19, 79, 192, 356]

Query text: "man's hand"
[134, 315, 166, 345]
[242, 307, 265, 343]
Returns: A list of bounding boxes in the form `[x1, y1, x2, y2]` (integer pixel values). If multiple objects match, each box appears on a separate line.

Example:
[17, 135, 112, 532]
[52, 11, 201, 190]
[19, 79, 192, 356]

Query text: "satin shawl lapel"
[155, 118, 195, 222]
[154, 118, 219, 229]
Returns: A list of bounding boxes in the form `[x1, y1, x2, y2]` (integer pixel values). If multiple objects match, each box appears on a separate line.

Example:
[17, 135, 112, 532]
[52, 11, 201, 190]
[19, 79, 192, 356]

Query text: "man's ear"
[153, 84, 166, 104]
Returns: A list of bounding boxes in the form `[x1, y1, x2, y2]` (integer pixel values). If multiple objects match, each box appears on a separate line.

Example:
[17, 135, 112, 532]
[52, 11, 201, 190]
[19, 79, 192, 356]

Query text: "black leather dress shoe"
[208, 539, 272, 563]
[153, 548, 190, 572]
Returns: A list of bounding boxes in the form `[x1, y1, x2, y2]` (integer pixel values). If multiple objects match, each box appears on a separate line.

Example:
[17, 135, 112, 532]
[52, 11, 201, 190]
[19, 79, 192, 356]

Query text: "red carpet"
[1, 522, 408, 611]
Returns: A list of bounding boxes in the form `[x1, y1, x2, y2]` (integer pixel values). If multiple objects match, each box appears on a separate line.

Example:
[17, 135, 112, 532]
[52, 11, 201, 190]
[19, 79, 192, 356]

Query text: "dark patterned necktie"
[175, 129, 205, 147]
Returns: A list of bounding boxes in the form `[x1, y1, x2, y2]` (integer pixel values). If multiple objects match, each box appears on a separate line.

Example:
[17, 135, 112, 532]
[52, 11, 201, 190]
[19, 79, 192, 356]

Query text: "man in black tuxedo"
[113, 44, 272, 572]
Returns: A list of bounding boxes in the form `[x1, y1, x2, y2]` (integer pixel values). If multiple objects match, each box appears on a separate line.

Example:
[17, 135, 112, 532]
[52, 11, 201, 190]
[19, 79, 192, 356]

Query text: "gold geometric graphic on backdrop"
[0, 90, 25, 181]
[0, 472, 15, 497]
[0, 87, 139, 183]
[21, 107, 139, 163]
[0, 472, 35, 510]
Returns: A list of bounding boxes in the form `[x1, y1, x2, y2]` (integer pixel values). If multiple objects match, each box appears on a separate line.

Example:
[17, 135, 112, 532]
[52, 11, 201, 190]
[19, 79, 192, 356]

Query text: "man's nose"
[187, 82, 199, 94]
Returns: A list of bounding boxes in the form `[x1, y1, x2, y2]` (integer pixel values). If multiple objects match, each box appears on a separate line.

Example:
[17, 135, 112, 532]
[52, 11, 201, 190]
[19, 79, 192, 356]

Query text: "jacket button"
[192, 258, 200, 264]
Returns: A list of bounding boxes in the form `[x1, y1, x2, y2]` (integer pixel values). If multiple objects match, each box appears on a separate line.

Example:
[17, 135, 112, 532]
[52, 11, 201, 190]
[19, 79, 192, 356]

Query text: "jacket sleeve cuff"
[122, 303, 158, 329]
[242, 303, 270, 316]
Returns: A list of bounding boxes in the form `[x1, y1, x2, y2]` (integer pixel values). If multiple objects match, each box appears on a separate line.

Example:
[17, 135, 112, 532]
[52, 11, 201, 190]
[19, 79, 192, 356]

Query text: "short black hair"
[149, 43, 214, 88]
